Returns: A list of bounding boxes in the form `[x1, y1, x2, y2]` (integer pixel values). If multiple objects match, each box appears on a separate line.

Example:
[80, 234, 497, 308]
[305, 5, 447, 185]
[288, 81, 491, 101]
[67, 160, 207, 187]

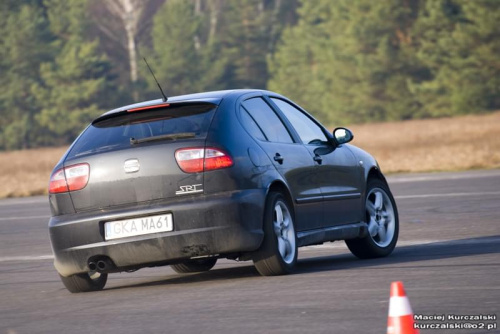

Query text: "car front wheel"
[346, 179, 399, 259]
[253, 192, 298, 276]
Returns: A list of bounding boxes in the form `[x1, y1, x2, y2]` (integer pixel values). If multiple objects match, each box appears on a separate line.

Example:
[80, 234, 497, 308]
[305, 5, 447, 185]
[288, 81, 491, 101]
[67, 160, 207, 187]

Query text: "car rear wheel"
[59, 272, 107, 293]
[253, 192, 297, 276]
[170, 258, 217, 274]
[346, 179, 399, 259]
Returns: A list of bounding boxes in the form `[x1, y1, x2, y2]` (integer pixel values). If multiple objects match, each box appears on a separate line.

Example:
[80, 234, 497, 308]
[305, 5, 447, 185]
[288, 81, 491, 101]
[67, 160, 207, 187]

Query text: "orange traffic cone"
[387, 281, 419, 334]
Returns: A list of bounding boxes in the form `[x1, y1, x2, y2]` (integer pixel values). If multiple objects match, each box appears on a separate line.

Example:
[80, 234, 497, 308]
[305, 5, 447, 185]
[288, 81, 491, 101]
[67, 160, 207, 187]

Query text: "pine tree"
[32, 0, 115, 145]
[268, 0, 339, 122]
[329, 0, 422, 122]
[146, 0, 236, 97]
[270, 0, 423, 125]
[219, 0, 273, 89]
[0, 3, 53, 149]
[145, 0, 204, 96]
[411, 0, 500, 117]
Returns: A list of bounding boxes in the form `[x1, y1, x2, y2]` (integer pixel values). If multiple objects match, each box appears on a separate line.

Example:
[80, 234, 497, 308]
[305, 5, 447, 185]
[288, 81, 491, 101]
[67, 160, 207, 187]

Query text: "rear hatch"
[63, 102, 217, 212]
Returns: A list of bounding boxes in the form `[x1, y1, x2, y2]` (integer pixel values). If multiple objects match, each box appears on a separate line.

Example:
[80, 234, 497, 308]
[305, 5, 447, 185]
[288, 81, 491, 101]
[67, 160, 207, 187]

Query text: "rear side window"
[240, 107, 266, 141]
[67, 103, 216, 159]
[241, 98, 293, 143]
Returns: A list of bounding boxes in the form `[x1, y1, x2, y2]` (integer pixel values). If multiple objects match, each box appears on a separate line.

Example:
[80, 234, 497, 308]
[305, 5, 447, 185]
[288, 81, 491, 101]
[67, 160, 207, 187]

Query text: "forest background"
[1, 0, 499, 151]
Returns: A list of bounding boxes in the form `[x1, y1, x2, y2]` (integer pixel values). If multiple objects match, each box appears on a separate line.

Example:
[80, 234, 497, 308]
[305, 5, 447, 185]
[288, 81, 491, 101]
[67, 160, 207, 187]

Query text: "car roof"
[99, 89, 277, 119]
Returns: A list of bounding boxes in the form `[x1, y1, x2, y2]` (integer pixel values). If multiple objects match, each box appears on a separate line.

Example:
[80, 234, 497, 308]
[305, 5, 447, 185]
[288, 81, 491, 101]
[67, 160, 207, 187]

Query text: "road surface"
[1, 169, 499, 333]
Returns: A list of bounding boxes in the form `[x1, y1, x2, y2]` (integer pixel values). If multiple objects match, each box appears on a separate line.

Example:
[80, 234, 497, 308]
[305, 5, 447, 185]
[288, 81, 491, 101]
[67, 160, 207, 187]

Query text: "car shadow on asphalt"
[296, 235, 500, 274]
[105, 235, 500, 291]
[105, 265, 261, 291]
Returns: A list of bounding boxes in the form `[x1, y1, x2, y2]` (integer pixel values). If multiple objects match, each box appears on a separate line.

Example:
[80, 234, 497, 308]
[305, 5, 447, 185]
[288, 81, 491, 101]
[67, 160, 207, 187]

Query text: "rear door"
[64, 103, 216, 212]
[240, 97, 323, 231]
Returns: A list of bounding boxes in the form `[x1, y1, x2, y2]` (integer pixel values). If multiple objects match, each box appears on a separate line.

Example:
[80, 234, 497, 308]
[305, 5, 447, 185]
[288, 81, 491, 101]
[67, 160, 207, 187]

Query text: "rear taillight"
[175, 148, 204, 173]
[204, 149, 234, 171]
[49, 163, 90, 194]
[49, 168, 69, 193]
[175, 148, 233, 173]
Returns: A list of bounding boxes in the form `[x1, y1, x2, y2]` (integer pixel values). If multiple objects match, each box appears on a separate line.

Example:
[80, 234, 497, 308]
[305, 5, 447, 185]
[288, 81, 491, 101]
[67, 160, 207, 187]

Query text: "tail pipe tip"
[88, 261, 97, 271]
[97, 260, 107, 271]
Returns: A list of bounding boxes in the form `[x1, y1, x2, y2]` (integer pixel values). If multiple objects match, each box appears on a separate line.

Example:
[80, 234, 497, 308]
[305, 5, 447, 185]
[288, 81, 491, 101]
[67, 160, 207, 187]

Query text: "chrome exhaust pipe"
[97, 260, 107, 271]
[88, 261, 97, 271]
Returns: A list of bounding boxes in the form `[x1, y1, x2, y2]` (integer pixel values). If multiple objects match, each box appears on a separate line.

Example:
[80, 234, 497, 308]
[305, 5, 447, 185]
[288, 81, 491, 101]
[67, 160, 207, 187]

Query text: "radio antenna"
[143, 57, 168, 102]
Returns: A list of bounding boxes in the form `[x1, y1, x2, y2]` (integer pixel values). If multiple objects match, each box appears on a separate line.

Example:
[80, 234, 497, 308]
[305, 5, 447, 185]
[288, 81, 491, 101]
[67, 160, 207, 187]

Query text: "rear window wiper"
[130, 132, 196, 145]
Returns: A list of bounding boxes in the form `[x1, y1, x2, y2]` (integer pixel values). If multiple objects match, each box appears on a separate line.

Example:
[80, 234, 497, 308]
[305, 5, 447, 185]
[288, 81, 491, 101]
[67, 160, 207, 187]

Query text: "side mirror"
[333, 127, 353, 145]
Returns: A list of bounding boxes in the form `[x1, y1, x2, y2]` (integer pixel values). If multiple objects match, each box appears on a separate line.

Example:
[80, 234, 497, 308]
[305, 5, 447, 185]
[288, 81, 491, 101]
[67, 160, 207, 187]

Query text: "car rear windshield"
[66, 103, 216, 159]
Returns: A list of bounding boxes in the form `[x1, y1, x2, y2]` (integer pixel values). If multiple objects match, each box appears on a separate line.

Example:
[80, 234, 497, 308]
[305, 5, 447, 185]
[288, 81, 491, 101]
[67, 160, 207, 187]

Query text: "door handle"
[274, 153, 284, 164]
[313, 154, 323, 164]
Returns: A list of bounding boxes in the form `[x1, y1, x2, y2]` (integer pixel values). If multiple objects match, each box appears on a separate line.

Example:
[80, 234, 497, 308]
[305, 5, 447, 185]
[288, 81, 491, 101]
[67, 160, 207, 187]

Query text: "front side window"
[271, 98, 328, 145]
[241, 98, 293, 143]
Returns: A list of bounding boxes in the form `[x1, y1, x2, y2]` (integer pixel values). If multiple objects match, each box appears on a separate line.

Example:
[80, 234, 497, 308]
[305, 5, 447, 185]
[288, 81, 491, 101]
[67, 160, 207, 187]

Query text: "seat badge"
[124, 159, 140, 173]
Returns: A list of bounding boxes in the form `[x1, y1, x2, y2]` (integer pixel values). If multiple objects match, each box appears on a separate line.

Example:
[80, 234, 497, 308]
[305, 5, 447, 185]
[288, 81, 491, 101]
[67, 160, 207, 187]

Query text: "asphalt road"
[1, 169, 499, 334]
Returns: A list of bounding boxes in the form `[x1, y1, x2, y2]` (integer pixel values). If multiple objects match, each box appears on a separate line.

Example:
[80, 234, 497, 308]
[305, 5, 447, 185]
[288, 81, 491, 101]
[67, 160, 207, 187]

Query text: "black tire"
[170, 258, 217, 274]
[252, 192, 298, 276]
[346, 179, 399, 259]
[59, 272, 107, 293]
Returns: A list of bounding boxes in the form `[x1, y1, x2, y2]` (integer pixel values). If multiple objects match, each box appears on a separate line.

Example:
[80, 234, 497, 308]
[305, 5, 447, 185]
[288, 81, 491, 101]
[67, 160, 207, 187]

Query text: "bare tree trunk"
[268, 0, 282, 53]
[208, 0, 222, 44]
[97, 0, 147, 100]
[194, 0, 202, 51]
[122, 0, 139, 84]
[194, 0, 201, 15]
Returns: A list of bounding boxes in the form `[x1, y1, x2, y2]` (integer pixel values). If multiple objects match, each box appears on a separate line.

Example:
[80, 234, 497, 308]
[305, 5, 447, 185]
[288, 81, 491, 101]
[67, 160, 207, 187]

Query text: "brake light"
[127, 103, 170, 112]
[175, 148, 233, 173]
[49, 168, 69, 193]
[204, 149, 234, 171]
[49, 163, 90, 194]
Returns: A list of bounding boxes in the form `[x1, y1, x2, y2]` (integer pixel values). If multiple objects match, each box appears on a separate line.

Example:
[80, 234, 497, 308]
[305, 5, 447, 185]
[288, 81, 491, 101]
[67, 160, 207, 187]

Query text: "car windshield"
[67, 103, 216, 158]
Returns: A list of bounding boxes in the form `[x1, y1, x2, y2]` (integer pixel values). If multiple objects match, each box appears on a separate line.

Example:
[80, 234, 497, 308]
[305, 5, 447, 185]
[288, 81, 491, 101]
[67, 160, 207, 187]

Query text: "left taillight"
[49, 163, 90, 194]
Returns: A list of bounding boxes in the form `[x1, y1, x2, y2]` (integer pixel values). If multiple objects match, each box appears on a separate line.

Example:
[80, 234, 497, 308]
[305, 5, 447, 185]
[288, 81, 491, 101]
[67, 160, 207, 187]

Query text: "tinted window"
[240, 107, 266, 141]
[67, 103, 216, 158]
[241, 98, 293, 143]
[271, 98, 328, 145]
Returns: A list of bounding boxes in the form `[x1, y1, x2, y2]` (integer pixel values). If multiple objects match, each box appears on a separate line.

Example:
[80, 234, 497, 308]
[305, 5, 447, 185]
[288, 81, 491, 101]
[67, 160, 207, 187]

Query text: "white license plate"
[104, 213, 173, 240]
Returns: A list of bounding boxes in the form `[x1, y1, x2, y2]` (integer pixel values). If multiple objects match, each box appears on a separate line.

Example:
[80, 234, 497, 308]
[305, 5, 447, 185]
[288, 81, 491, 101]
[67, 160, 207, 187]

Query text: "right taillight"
[175, 147, 233, 173]
[49, 163, 90, 194]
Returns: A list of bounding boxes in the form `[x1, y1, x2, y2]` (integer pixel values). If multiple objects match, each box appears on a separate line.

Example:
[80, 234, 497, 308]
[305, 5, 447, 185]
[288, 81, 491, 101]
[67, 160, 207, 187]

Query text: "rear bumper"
[49, 189, 265, 277]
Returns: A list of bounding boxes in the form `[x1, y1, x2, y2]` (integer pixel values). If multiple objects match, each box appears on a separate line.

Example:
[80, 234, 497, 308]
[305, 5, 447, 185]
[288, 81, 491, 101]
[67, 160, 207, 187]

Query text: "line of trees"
[1, 0, 498, 150]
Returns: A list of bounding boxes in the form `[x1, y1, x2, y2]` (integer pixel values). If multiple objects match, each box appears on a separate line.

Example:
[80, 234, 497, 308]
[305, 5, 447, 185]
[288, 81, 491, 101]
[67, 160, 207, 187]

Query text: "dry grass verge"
[0, 111, 499, 198]
[348, 111, 500, 174]
[0, 147, 68, 198]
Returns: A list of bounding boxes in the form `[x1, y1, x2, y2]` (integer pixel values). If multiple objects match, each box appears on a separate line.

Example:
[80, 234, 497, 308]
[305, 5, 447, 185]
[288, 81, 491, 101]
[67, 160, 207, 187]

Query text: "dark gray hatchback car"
[48, 89, 399, 293]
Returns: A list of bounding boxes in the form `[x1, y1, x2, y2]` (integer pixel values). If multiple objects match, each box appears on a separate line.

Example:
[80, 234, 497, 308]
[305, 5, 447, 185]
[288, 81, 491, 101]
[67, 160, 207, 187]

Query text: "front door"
[240, 97, 323, 231]
[269, 97, 363, 227]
